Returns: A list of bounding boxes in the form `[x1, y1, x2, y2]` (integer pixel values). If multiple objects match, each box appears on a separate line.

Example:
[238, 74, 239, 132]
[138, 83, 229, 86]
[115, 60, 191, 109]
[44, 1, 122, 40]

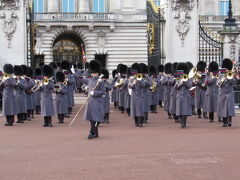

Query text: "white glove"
[90, 91, 94, 96]
[98, 78, 102, 83]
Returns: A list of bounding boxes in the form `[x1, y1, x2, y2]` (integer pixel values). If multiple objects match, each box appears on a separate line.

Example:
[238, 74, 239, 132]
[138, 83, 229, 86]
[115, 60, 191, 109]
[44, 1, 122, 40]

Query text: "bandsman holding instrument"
[217, 58, 237, 127]
[102, 68, 112, 124]
[83, 60, 105, 139]
[149, 66, 158, 114]
[33, 68, 42, 115]
[124, 67, 133, 116]
[161, 63, 172, 119]
[54, 72, 68, 124]
[111, 69, 118, 109]
[186, 62, 196, 115]
[25, 67, 35, 120]
[194, 61, 208, 119]
[14, 65, 28, 124]
[1, 64, 17, 126]
[39, 65, 55, 127]
[129, 63, 145, 127]
[175, 63, 192, 128]
[204, 62, 219, 122]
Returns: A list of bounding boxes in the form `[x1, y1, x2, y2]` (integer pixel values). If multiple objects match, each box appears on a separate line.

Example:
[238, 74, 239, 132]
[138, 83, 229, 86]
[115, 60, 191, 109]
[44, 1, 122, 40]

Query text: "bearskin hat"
[102, 68, 109, 79]
[186, 62, 194, 70]
[158, 64, 164, 73]
[89, 60, 102, 74]
[61, 60, 70, 70]
[165, 63, 172, 74]
[56, 72, 65, 82]
[119, 64, 127, 75]
[3, 64, 14, 74]
[140, 63, 148, 74]
[14, 65, 23, 76]
[126, 67, 132, 76]
[112, 69, 117, 78]
[149, 66, 157, 76]
[42, 65, 53, 77]
[208, 62, 219, 72]
[117, 64, 123, 73]
[171, 62, 178, 74]
[49, 62, 57, 69]
[77, 62, 83, 69]
[21, 65, 28, 75]
[177, 63, 189, 74]
[197, 61, 207, 72]
[222, 58, 233, 70]
[131, 63, 143, 73]
[35, 68, 42, 76]
[27, 67, 33, 77]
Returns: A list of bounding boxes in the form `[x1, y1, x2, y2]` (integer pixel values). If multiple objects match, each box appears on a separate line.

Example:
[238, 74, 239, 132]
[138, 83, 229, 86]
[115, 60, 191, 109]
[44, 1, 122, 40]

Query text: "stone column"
[79, 0, 90, 12]
[220, 32, 240, 61]
[165, 0, 199, 65]
[48, 0, 59, 12]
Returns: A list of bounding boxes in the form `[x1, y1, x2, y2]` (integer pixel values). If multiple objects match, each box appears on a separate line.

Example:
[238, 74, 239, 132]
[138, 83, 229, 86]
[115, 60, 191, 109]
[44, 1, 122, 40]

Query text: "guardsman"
[157, 65, 165, 108]
[204, 62, 219, 122]
[102, 68, 112, 123]
[186, 62, 196, 115]
[83, 60, 105, 139]
[14, 65, 27, 123]
[49, 62, 58, 82]
[21, 65, 29, 121]
[175, 63, 192, 128]
[124, 67, 133, 116]
[169, 62, 178, 122]
[61, 61, 74, 117]
[111, 70, 118, 109]
[1, 64, 16, 126]
[149, 66, 158, 113]
[141, 63, 151, 122]
[117, 64, 128, 113]
[194, 61, 208, 119]
[25, 67, 35, 120]
[55, 72, 68, 124]
[161, 63, 172, 119]
[129, 63, 145, 127]
[40, 65, 55, 127]
[33, 68, 42, 115]
[217, 58, 236, 127]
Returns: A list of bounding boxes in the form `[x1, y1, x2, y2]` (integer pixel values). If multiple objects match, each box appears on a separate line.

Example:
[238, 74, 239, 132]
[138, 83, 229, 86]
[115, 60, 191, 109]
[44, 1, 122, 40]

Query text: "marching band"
[0, 58, 239, 139]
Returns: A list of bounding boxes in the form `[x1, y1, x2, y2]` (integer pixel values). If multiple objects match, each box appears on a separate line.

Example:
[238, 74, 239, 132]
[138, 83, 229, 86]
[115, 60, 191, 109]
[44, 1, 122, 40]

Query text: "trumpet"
[135, 74, 143, 81]
[226, 71, 234, 80]
[1, 73, 11, 82]
[150, 78, 157, 92]
[43, 78, 49, 85]
[181, 74, 189, 82]
[63, 81, 68, 85]
[115, 78, 125, 87]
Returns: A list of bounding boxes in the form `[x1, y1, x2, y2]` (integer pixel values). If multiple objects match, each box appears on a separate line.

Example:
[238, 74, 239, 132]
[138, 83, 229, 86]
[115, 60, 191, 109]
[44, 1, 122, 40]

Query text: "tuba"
[188, 67, 201, 83]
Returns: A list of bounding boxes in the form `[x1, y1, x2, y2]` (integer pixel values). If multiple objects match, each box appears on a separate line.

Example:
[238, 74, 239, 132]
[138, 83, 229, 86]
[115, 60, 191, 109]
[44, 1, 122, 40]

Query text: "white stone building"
[33, 0, 148, 72]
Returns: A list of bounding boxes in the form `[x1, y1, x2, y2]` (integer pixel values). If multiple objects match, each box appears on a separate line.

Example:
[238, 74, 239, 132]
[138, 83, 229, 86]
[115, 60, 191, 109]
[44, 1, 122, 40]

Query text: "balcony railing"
[200, 15, 240, 23]
[34, 13, 116, 22]
[34, 12, 147, 22]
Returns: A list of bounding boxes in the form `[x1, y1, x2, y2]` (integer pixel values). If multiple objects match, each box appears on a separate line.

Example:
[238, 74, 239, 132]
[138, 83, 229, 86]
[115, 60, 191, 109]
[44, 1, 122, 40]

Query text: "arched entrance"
[53, 33, 84, 64]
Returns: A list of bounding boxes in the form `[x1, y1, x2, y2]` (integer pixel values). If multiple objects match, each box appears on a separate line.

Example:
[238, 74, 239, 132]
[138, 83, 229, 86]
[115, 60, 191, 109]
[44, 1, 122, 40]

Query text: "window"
[220, 0, 229, 15]
[154, 0, 160, 6]
[93, 0, 105, 13]
[62, 0, 75, 12]
[34, 0, 44, 13]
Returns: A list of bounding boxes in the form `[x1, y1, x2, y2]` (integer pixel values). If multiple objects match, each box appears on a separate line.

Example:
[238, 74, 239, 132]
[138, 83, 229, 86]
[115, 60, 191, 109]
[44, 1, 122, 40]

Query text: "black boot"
[178, 116, 182, 124]
[43, 117, 48, 127]
[181, 115, 187, 128]
[192, 105, 197, 115]
[134, 117, 139, 127]
[197, 109, 202, 118]
[144, 112, 148, 124]
[168, 112, 172, 119]
[159, 101, 163, 108]
[48, 117, 53, 127]
[5, 116, 13, 126]
[203, 112, 208, 119]
[105, 113, 109, 124]
[153, 105, 157, 113]
[209, 112, 214, 122]
[227, 116, 232, 127]
[222, 117, 228, 127]
[114, 102, 117, 109]
[139, 117, 143, 127]
[127, 108, 130, 116]
[27, 110, 31, 121]
[16, 114, 21, 123]
[31, 110, 34, 118]
[88, 121, 98, 139]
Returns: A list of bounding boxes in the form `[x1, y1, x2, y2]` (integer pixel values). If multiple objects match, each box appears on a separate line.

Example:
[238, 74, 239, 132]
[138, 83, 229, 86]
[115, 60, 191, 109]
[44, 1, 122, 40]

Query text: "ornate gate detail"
[199, 21, 223, 65]
[147, 0, 165, 67]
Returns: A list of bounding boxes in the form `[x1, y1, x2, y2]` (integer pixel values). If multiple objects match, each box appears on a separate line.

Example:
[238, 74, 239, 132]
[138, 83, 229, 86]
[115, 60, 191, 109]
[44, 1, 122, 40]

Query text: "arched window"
[34, 0, 44, 12]
[219, 0, 229, 15]
[62, 0, 75, 12]
[93, 0, 105, 13]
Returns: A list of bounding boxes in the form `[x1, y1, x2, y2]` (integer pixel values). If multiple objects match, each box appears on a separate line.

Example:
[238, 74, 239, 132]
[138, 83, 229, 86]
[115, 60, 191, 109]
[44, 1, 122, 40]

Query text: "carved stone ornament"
[171, 0, 195, 46]
[0, 0, 21, 48]
[229, 35, 237, 60]
[97, 31, 106, 54]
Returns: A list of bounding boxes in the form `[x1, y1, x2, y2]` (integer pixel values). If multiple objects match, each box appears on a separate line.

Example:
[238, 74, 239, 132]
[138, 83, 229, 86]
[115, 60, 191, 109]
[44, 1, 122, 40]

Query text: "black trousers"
[6, 115, 14, 125]
[90, 121, 98, 136]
